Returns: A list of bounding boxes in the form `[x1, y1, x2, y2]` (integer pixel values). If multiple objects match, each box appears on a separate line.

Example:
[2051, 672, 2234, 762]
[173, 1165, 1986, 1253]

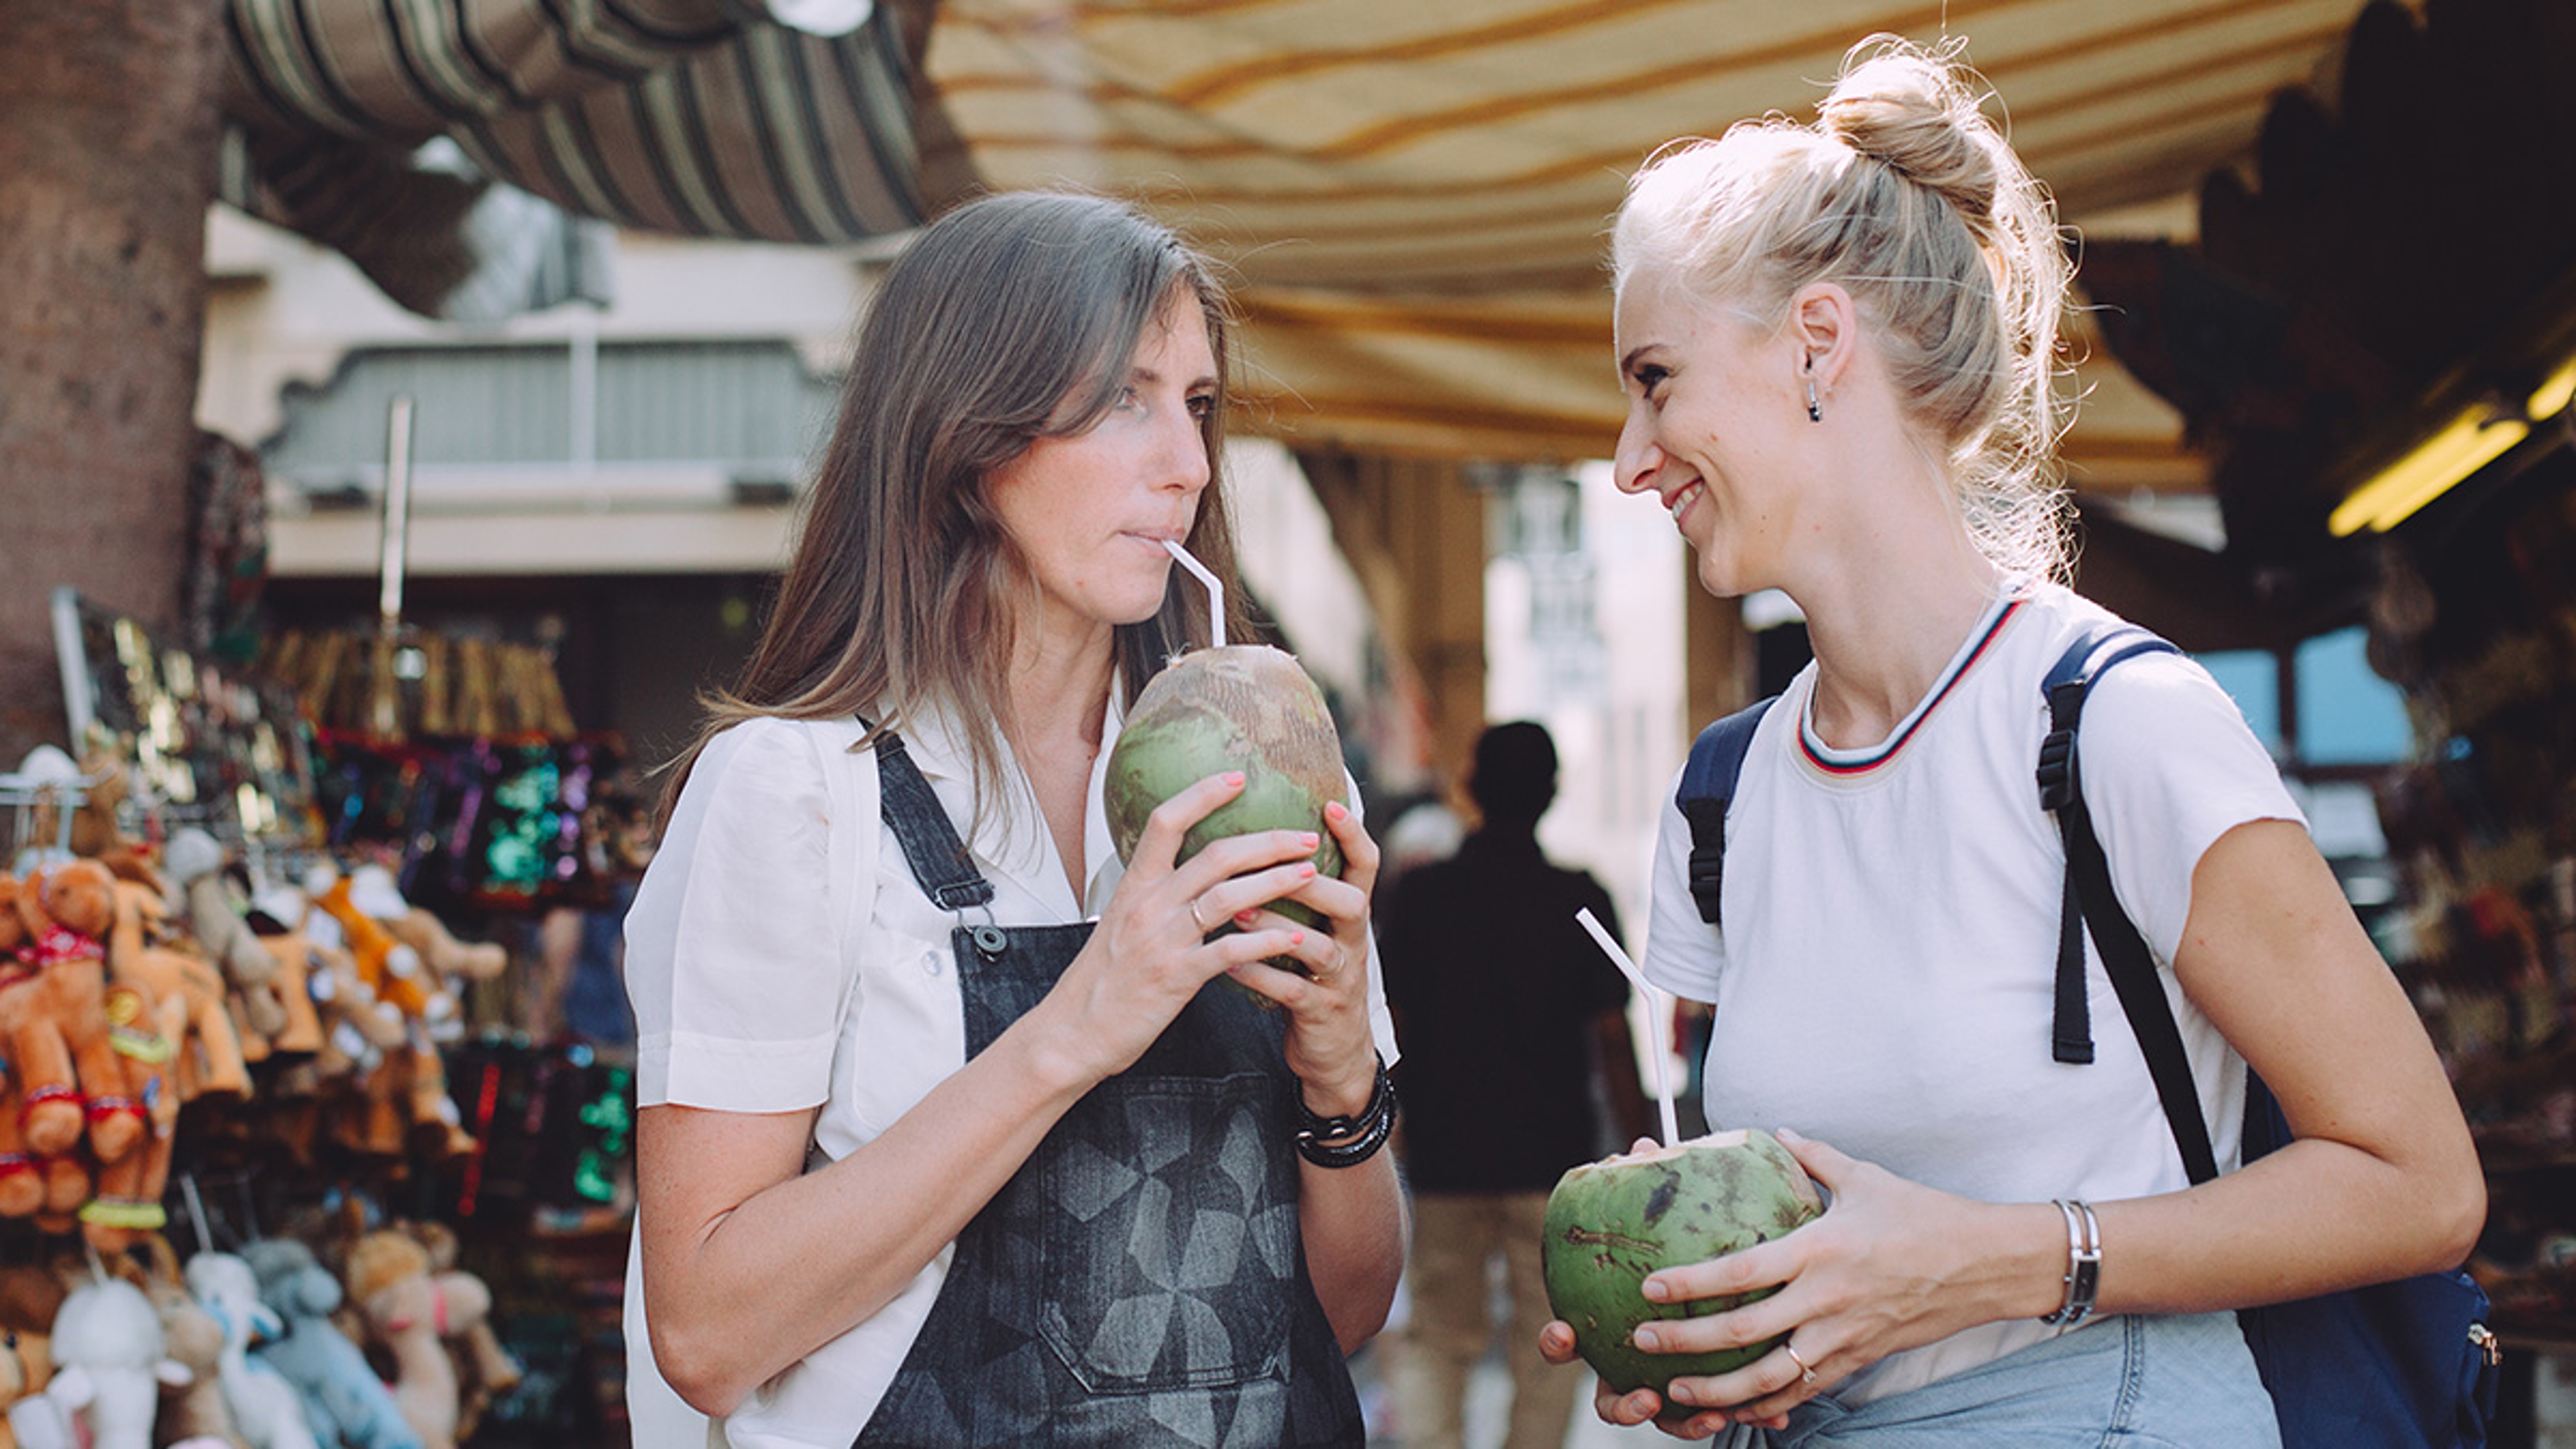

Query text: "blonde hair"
[1614, 36, 2074, 582]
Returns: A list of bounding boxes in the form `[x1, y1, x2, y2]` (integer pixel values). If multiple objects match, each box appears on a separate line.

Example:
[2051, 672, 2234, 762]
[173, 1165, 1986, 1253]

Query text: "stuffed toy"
[43, 1274, 182, 1449]
[64, 751, 161, 896]
[164, 834, 315, 1061]
[108, 881, 249, 1104]
[120, 1236, 246, 1449]
[5, 861, 145, 1163]
[341, 1233, 473, 1449]
[238, 1240, 419, 1449]
[0, 1265, 64, 1449]
[179, 1254, 317, 1449]
[302, 873, 455, 1041]
[397, 1224, 516, 1418]
[378, 912, 502, 991]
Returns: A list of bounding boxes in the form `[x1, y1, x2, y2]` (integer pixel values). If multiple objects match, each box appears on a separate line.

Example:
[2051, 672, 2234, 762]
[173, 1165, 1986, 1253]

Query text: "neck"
[1788, 444, 2007, 749]
[1006, 608, 1118, 754]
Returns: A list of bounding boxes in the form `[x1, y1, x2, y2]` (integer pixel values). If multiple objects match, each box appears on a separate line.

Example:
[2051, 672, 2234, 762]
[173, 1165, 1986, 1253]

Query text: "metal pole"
[378, 394, 415, 633]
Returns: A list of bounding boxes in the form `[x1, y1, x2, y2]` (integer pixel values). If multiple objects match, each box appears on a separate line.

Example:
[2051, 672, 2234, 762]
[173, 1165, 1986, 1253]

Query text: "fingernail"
[1642, 1278, 1670, 1301]
[1632, 1327, 1658, 1350]
[1299, 831, 1320, 849]
[1777, 1126, 1802, 1142]
[1298, 862, 1317, 878]
[1224, 771, 1246, 787]
[1324, 801, 1348, 822]
[1290, 931, 1307, 947]
[1665, 1381, 1691, 1405]
[1236, 910, 1259, 924]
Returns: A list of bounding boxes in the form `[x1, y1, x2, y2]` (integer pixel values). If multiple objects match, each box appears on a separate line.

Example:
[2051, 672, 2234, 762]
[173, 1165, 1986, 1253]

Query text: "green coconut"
[1104, 645, 1346, 969]
[1543, 1128, 1823, 1415]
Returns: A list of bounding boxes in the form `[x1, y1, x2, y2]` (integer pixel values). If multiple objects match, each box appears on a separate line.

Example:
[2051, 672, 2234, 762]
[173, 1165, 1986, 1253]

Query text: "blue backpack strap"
[2035, 624, 2220, 1184]
[1674, 696, 1778, 927]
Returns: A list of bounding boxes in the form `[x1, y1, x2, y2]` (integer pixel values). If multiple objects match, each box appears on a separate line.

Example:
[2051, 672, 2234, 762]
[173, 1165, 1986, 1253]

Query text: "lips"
[1665, 481, 1704, 523]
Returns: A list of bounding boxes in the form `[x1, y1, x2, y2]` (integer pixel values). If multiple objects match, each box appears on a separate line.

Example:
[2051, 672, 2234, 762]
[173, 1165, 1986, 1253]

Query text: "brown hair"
[1615, 36, 2074, 582]
[659, 191, 1254, 828]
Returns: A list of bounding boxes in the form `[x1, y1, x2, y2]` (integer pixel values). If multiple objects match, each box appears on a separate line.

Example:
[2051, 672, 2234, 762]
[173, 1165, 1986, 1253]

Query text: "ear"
[1784, 282, 1861, 393]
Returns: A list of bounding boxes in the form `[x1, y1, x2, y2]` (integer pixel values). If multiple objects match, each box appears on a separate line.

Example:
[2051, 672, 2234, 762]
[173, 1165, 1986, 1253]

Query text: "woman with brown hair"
[623, 191, 1401, 1448]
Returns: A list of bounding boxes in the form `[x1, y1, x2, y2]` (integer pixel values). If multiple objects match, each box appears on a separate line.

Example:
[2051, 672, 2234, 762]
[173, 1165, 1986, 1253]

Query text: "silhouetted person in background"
[1379, 720, 1648, 1449]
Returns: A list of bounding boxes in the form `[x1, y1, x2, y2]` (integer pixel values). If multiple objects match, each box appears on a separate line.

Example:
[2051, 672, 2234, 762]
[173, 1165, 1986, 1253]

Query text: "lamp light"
[2326, 406, 2528, 537]
[2529, 356, 2576, 421]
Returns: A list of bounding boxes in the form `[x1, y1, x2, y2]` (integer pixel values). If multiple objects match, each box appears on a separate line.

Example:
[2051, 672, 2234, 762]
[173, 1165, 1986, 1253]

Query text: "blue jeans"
[1715, 1312, 2279, 1448]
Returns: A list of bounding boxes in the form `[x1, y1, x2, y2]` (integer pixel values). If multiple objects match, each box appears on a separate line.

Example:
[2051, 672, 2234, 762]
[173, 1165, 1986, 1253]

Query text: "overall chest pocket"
[1036, 1069, 1299, 1394]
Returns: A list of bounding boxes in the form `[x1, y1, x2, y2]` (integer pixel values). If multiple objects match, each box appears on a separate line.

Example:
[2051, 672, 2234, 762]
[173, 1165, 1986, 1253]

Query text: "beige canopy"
[219, 0, 2372, 462]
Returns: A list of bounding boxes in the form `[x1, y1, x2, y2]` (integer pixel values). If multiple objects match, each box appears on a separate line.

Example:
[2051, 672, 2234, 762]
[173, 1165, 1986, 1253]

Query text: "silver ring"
[1782, 1343, 1818, 1387]
[1189, 896, 1212, 933]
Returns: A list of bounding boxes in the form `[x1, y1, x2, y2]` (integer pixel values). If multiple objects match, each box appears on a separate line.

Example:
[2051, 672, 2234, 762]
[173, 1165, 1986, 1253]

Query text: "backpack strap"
[2037, 625, 2222, 1185]
[1674, 696, 1778, 927]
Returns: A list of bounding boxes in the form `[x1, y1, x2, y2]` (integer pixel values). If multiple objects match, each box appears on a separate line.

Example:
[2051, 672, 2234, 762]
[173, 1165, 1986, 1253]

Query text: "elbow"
[651, 1318, 753, 1419]
[2425, 1167, 2488, 1273]
[1332, 1292, 1395, 1356]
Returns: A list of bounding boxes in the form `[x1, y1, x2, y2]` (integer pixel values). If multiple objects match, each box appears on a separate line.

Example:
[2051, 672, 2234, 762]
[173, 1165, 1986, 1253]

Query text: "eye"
[1186, 392, 1218, 422]
[1112, 385, 1145, 413]
[1631, 364, 1672, 400]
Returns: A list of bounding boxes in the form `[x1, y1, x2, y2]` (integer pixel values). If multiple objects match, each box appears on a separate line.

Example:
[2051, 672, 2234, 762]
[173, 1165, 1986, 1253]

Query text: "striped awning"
[926, 0, 2378, 463]
[219, 0, 926, 321]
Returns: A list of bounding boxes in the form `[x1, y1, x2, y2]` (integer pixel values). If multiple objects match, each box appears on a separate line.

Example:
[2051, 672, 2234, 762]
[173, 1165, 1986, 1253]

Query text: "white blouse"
[623, 700, 1398, 1449]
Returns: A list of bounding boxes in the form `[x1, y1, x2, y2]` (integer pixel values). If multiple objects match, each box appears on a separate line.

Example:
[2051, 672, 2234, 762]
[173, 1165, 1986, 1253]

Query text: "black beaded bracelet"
[1296, 1056, 1395, 1169]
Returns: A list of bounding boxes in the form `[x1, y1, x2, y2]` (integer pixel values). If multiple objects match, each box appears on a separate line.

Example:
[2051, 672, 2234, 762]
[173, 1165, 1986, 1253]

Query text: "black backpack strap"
[2036, 625, 2220, 1185]
[1674, 696, 1778, 927]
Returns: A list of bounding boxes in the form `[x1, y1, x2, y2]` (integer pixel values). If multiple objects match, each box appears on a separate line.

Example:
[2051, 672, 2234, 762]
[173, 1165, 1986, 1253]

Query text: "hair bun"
[1820, 41, 2001, 230]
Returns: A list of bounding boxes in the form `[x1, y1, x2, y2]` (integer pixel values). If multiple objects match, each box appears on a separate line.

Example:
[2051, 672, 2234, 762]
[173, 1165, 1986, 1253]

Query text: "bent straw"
[1161, 539, 1227, 649]
[1576, 907, 1680, 1150]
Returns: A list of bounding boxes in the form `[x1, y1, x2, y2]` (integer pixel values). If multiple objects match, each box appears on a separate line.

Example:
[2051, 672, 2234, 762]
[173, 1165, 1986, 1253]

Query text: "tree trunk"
[0, 1, 225, 770]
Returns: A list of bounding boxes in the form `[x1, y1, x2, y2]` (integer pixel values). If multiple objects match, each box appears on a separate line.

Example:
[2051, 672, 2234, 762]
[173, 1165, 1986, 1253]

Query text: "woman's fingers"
[1128, 770, 1250, 876]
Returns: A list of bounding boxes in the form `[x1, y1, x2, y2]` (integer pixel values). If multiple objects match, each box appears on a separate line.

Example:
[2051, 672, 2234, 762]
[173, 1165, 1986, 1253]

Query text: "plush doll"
[0, 1265, 64, 1449]
[164, 834, 315, 1061]
[303, 873, 455, 1040]
[178, 1255, 317, 1449]
[120, 1237, 246, 1449]
[109, 881, 249, 1104]
[43, 1275, 182, 1449]
[398, 1224, 517, 1415]
[64, 751, 161, 896]
[239, 1240, 419, 1449]
[5, 862, 144, 1163]
[378, 912, 502, 991]
[341, 1233, 472, 1449]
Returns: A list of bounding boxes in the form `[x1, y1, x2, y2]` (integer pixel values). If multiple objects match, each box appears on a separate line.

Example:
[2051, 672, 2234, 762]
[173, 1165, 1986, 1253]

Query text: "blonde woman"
[1543, 38, 2483, 1446]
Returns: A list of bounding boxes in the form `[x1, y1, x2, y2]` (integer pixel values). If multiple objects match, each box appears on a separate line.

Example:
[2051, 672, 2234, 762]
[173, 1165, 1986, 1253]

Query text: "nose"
[1159, 410, 1213, 496]
[1613, 402, 1665, 497]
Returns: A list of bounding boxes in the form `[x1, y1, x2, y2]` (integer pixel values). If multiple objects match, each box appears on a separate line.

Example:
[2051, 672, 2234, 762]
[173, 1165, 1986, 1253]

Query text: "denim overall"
[853, 730, 1364, 1448]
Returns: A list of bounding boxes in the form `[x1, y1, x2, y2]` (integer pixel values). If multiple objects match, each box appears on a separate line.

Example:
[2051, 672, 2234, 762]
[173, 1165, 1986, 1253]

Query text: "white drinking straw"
[1161, 539, 1227, 649]
[1576, 907, 1680, 1149]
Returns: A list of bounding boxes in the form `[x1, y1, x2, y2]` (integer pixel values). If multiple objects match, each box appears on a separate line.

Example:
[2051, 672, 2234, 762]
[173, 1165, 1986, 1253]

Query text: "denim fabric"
[853, 733, 1362, 1448]
[1706, 1312, 2278, 1449]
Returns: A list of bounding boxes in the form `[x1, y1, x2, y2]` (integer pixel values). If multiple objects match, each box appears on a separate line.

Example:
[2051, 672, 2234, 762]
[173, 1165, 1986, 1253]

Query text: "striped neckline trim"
[1799, 597, 2024, 777]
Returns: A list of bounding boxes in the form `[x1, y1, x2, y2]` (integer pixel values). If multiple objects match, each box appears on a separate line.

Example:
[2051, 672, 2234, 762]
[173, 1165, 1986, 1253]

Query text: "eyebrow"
[1133, 364, 1221, 390]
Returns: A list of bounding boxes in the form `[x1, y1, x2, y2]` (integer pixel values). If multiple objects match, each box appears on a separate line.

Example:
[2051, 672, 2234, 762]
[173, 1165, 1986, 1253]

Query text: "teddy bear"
[3, 862, 146, 1164]
[238, 1239, 419, 1449]
[342, 1232, 490, 1449]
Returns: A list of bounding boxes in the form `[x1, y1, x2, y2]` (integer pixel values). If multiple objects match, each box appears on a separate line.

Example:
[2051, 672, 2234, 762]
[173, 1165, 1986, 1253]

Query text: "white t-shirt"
[623, 701, 1399, 1449]
[1644, 583, 2303, 1407]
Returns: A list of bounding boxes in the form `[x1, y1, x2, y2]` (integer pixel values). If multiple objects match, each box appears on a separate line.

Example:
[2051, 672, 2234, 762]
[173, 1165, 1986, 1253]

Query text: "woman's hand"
[1038, 771, 1337, 1084]
[1540, 1131, 2052, 1432]
[1218, 797, 1383, 1116]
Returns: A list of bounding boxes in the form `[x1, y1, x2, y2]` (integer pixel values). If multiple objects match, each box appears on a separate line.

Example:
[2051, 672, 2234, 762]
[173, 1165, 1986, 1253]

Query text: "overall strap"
[867, 726, 997, 914]
[2035, 627, 2220, 1184]
[1675, 696, 1778, 927]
